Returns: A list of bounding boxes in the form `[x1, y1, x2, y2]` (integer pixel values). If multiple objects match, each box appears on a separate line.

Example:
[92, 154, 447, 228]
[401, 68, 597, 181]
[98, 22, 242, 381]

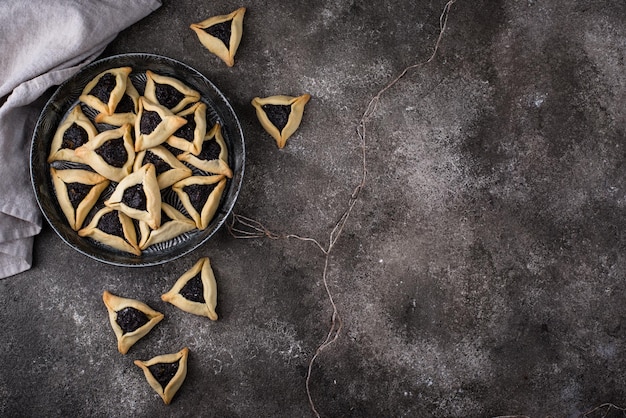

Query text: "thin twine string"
[227, 1, 457, 416]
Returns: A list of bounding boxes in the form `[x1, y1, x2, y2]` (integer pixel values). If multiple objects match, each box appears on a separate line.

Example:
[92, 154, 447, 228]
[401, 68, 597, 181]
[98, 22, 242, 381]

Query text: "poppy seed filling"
[198, 139, 221, 161]
[180, 273, 205, 303]
[262, 104, 291, 131]
[97, 211, 124, 237]
[115, 306, 150, 334]
[90, 72, 116, 104]
[143, 151, 170, 176]
[183, 183, 216, 213]
[148, 362, 179, 389]
[121, 184, 147, 211]
[67, 183, 93, 209]
[61, 123, 89, 150]
[204, 20, 231, 47]
[173, 114, 196, 141]
[95, 137, 127, 168]
[140, 110, 162, 135]
[155, 83, 185, 110]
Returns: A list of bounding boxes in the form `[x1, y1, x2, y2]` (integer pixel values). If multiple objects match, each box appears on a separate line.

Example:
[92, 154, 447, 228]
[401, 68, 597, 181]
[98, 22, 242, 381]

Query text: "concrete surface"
[2, 0, 626, 416]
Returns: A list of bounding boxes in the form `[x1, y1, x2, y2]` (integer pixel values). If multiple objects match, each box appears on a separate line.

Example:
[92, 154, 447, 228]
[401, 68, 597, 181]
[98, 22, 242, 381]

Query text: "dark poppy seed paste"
[61, 123, 89, 150]
[121, 184, 147, 211]
[97, 210, 124, 237]
[262, 104, 291, 131]
[90, 72, 116, 104]
[148, 362, 179, 389]
[67, 183, 93, 209]
[143, 151, 170, 176]
[198, 139, 221, 161]
[140, 110, 162, 135]
[173, 114, 196, 141]
[115, 306, 150, 334]
[183, 183, 216, 214]
[155, 83, 185, 110]
[116, 93, 135, 113]
[204, 20, 231, 47]
[95, 138, 128, 168]
[180, 273, 205, 303]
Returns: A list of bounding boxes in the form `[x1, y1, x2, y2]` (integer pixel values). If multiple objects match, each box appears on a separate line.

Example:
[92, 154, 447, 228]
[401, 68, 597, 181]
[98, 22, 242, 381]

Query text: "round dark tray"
[30, 53, 245, 267]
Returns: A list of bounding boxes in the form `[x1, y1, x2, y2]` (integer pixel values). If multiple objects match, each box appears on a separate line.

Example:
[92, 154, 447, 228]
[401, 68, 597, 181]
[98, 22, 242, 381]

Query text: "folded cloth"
[0, 0, 161, 279]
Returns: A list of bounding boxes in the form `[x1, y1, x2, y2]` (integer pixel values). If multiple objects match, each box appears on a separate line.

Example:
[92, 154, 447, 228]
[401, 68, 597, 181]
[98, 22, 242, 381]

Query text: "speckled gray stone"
[2, 0, 626, 416]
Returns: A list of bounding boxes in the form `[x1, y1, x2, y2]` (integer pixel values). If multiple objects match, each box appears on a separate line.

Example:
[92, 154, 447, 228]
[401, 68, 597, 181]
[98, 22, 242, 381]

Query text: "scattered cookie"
[161, 257, 218, 320]
[251, 94, 311, 148]
[134, 347, 190, 405]
[102, 291, 164, 354]
[190, 7, 246, 67]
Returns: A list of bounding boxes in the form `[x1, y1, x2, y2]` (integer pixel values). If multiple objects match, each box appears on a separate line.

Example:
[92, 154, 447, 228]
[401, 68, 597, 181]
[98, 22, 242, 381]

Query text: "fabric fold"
[0, 0, 162, 279]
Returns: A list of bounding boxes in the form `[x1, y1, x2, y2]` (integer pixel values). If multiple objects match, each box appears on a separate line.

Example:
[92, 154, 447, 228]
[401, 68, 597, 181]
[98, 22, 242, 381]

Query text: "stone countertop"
[2, 0, 626, 416]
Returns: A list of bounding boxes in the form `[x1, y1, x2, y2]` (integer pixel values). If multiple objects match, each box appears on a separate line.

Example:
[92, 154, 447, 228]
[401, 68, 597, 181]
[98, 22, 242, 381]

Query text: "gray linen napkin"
[0, 0, 161, 278]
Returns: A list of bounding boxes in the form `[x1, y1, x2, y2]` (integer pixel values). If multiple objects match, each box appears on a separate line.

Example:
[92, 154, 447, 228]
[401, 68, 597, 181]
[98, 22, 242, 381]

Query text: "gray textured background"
[2, 0, 626, 416]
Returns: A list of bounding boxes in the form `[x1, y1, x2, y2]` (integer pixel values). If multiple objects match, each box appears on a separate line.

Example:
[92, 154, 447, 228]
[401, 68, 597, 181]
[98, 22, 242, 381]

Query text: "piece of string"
[579, 403, 626, 417]
[227, 1, 457, 416]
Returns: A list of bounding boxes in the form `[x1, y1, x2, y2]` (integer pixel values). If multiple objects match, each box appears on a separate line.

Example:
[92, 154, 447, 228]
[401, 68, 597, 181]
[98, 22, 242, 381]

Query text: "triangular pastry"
[177, 123, 232, 178]
[161, 257, 218, 320]
[143, 70, 201, 114]
[134, 97, 187, 152]
[102, 291, 164, 355]
[48, 106, 98, 163]
[165, 102, 207, 154]
[172, 175, 226, 230]
[50, 168, 110, 231]
[251, 94, 311, 149]
[74, 124, 135, 182]
[133, 145, 192, 189]
[94, 79, 140, 126]
[78, 207, 140, 255]
[79, 67, 132, 116]
[134, 347, 189, 405]
[138, 202, 196, 250]
[190, 7, 246, 67]
[105, 163, 161, 230]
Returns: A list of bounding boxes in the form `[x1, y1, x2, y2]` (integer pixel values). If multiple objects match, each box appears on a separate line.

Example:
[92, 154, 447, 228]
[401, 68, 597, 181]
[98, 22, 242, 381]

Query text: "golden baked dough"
[172, 175, 226, 230]
[48, 106, 98, 163]
[105, 163, 162, 230]
[161, 257, 218, 320]
[94, 79, 140, 126]
[144, 70, 201, 114]
[79, 67, 132, 116]
[102, 291, 164, 355]
[74, 124, 136, 182]
[50, 168, 109, 231]
[190, 7, 246, 67]
[78, 207, 140, 255]
[134, 97, 187, 152]
[134, 347, 189, 405]
[133, 145, 192, 189]
[138, 202, 196, 250]
[251, 94, 311, 149]
[165, 102, 207, 155]
[177, 123, 232, 178]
